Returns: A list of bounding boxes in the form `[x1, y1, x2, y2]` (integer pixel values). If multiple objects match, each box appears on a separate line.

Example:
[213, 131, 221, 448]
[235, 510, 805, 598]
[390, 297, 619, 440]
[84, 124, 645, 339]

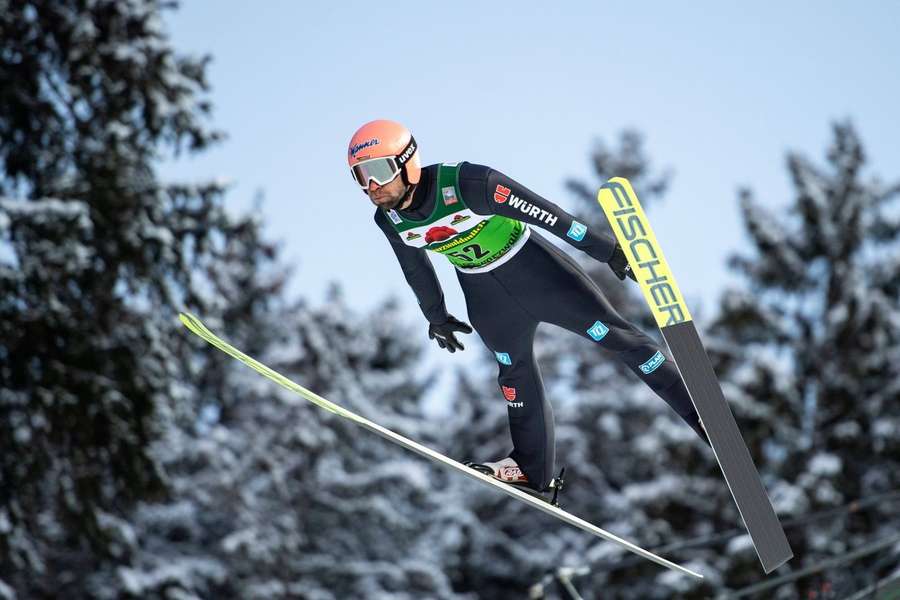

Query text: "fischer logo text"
[607, 182, 688, 325]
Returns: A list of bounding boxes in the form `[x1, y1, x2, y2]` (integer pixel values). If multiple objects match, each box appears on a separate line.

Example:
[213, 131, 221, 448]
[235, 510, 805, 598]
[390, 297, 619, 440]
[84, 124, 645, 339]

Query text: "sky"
[160, 1, 900, 376]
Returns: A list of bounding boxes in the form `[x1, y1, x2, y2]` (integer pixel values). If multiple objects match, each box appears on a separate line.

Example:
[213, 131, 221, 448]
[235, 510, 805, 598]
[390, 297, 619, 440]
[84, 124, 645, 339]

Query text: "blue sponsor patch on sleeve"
[639, 350, 666, 374]
[567, 221, 587, 241]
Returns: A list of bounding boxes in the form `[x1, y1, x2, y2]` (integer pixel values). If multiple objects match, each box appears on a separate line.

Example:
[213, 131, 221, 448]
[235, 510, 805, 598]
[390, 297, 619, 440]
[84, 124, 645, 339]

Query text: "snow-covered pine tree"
[708, 121, 900, 596]
[0, 1, 279, 596]
[90, 285, 478, 600]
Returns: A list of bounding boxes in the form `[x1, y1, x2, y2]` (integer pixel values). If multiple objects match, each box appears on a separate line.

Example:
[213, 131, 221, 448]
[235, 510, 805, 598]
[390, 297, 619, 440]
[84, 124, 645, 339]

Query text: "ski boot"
[464, 457, 566, 507]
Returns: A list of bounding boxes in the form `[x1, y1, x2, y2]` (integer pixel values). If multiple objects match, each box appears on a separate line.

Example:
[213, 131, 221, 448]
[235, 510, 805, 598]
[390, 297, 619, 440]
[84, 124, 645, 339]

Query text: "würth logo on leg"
[501, 385, 523, 407]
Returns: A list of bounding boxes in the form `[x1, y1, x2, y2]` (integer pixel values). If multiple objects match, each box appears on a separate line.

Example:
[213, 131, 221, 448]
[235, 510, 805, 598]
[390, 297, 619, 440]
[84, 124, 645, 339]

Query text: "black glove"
[428, 315, 473, 353]
[607, 243, 636, 281]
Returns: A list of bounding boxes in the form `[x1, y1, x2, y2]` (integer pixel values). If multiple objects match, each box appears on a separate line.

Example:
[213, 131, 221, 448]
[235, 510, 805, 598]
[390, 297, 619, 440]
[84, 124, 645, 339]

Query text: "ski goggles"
[350, 136, 417, 189]
[350, 156, 403, 189]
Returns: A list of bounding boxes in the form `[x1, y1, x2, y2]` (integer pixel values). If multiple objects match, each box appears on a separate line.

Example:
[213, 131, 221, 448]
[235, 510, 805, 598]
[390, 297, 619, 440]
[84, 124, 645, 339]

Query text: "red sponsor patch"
[424, 225, 458, 244]
[501, 385, 517, 401]
[494, 184, 511, 204]
[501, 466, 527, 481]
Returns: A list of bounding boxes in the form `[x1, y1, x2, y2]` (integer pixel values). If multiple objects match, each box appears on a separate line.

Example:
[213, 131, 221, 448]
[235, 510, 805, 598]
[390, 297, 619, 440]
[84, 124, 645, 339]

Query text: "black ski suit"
[374, 162, 706, 490]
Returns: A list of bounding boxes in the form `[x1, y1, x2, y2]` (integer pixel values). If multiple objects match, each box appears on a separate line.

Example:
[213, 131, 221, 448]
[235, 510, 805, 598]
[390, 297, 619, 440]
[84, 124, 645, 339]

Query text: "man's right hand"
[428, 315, 473, 353]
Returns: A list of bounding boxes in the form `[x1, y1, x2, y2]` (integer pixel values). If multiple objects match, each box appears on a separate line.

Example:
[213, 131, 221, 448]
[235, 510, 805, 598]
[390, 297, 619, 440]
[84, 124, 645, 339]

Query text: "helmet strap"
[396, 135, 417, 187]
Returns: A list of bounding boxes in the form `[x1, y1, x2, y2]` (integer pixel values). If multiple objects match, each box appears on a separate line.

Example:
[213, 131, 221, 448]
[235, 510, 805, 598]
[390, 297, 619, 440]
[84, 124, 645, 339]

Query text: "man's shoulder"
[460, 161, 491, 182]
[422, 161, 493, 181]
[373, 205, 388, 226]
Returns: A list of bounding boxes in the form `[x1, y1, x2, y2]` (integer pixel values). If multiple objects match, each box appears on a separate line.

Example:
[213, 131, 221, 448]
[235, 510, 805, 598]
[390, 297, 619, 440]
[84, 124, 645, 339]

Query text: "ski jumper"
[374, 163, 706, 490]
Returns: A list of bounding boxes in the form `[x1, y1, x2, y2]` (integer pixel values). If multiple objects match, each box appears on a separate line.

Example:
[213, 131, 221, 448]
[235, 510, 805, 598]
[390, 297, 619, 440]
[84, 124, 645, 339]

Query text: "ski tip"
[178, 312, 203, 332]
[597, 176, 633, 193]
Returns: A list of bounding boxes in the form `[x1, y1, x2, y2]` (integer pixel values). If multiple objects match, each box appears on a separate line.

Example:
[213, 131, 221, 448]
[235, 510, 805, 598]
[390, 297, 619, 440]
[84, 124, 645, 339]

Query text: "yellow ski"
[179, 312, 703, 580]
[597, 178, 793, 574]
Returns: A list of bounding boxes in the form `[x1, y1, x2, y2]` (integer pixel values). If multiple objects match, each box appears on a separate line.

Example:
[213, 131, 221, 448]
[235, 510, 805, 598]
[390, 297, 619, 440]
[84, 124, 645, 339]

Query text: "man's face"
[367, 174, 407, 210]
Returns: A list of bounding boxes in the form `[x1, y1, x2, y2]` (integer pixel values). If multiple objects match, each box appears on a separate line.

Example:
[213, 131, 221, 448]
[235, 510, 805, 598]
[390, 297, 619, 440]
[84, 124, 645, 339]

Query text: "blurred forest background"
[1, 1, 899, 599]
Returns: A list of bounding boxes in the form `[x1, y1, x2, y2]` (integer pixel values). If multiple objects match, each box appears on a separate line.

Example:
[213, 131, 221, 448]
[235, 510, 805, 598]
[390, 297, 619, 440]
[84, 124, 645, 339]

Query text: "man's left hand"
[428, 315, 473, 353]
[608, 243, 636, 281]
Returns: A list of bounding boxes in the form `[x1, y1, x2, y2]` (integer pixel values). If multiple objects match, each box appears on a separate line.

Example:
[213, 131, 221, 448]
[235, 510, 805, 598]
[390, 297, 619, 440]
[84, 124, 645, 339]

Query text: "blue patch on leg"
[587, 320, 609, 342]
[639, 351, 665, 374]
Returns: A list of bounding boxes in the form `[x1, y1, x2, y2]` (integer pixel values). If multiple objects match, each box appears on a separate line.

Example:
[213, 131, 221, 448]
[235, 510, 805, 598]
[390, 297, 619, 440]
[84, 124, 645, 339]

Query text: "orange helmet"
[347, 119, 421, 189]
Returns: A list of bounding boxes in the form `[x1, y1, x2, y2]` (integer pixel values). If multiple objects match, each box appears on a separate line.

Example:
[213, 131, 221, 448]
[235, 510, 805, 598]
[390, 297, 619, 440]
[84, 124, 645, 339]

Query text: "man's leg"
[457, 271, 557, 489]
[503, 235, 709, 445]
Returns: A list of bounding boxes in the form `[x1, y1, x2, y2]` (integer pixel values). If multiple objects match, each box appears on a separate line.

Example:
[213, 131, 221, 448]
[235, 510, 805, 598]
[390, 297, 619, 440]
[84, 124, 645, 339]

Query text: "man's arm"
[373, 208, 450, 324]
[459, 163, 618, 263]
